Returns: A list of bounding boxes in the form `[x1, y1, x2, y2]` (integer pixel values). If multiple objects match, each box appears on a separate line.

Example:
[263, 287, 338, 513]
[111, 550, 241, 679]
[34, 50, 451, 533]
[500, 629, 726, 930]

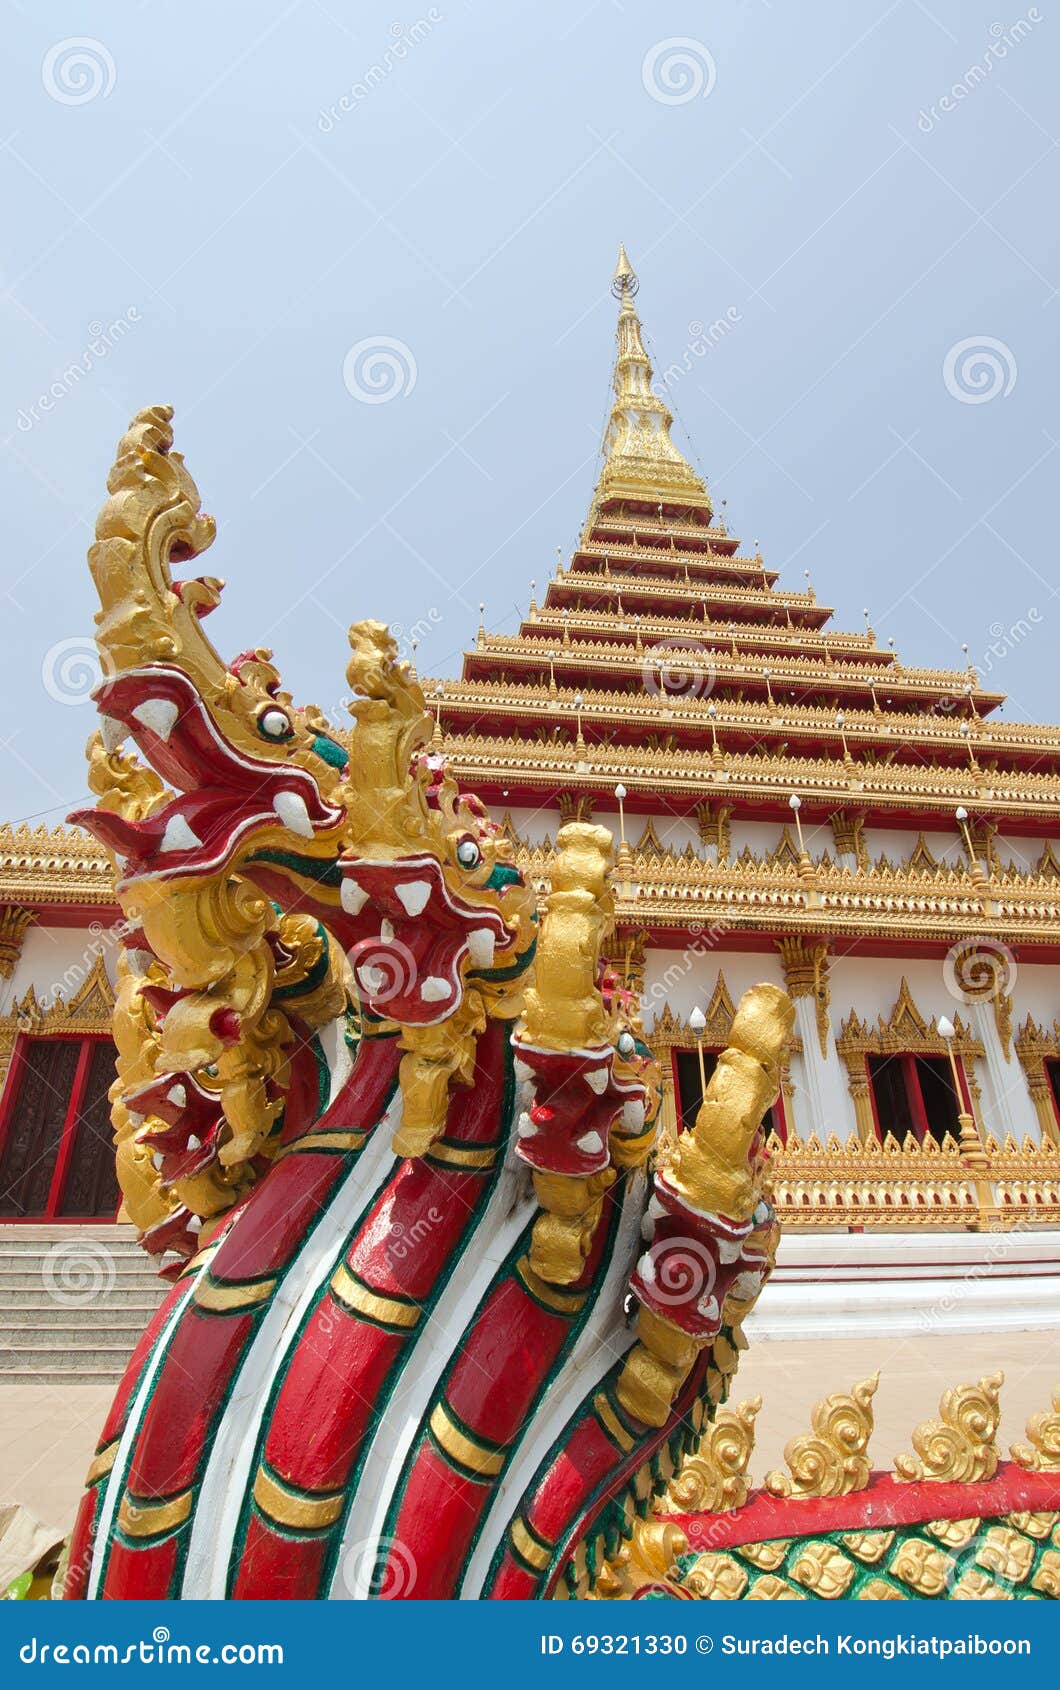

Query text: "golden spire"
[590, 246, 711, 518]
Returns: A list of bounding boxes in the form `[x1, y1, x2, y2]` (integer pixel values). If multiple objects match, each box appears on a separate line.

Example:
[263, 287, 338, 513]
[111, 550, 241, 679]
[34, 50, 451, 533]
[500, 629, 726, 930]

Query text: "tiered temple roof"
[426, 252, 1060, 849]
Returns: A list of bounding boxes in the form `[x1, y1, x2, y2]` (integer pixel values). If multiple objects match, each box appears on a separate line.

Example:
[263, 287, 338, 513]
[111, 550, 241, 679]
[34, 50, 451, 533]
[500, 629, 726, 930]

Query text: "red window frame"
[0, 1030, 120, 1222]
[864, 1049, 971, 1145]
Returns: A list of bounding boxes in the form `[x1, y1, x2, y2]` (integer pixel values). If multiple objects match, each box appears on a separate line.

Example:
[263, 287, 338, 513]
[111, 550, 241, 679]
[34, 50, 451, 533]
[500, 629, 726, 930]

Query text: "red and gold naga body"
[61, 410, 1060, 1603]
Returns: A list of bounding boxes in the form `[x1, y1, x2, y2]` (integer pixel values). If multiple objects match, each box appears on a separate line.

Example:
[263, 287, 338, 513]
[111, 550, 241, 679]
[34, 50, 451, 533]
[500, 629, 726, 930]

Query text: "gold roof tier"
[467, 632, 1002, 711]
[587, 248, 712, 519]
[436, 732, 1060, 822]
[8, 825, 1060, 950]
[427, 679, 1046, 763]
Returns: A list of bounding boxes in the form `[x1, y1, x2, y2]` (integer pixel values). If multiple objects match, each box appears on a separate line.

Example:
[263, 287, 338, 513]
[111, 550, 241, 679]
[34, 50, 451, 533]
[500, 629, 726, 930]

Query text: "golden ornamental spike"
[1011, 1385, 1060, 1472]
[612, 242, 638, 296]
[659, 1396, 760, 1515]
[764, 1374, 878, 1498]
[894, 1372, 1003, 1484]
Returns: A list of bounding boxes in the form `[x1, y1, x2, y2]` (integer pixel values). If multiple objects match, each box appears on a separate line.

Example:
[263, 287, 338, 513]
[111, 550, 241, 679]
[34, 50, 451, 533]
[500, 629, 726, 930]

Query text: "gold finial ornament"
[591, 248, 710, 516]
[765, 1375, 878, 1498]
[611, 243, 638, 296]
[1011, 1385, 1060, 1471]
[894, 1372, 1003, 1484]
[661, 1397, 761, 1514]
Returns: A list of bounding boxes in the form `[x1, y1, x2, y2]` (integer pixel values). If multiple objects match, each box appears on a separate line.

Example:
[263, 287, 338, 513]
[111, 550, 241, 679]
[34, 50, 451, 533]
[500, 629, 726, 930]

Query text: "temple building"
[1, 248, 1059, 1367]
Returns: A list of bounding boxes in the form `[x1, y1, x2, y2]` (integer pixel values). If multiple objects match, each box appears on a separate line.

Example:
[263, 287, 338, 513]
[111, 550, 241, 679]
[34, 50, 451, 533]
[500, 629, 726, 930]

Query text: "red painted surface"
[229, 1019, 511, 1597]
[232, 1514, 332, 1601]
[382, 1185, 620, 1599]
[670, 1461, 1060, 1551]
[100, 1536, 181, 1599]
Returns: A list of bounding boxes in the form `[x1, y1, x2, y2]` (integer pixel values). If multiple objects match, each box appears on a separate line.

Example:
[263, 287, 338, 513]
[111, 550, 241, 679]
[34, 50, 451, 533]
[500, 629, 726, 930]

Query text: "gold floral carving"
[695, 801, 731, 861]
[775, 937, 830, 1060]
[1011, 1385, 1060, 1472]
[765, 1374, 877, 1498]
[888, 1538, 953, 1597]
[788, 1541, 856, 1597]
[682, 1553, 747, 1599]
[590, 1518, 689, 1600]
[1014, 1015, 1060, 1148]
[894, 1373, 1003, 1484]
[660, 1396, 760, 1515]
[0, 904, 36, 979]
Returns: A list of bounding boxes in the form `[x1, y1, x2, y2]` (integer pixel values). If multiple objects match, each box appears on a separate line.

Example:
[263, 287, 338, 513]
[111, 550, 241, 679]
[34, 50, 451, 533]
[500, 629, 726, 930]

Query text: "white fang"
[272, 790, 314, 839]
[160, 815, 203, 854]
[340, 878, 368, 915]
[132, 698, 180, 741]
[466, 928, 496, 968]
[99, 714, 128, 753]
[395, 880, 431, 917]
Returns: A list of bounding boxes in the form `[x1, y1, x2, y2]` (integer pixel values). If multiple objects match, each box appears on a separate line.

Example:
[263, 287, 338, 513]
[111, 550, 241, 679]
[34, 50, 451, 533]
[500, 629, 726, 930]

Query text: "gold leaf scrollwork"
[894, 1372, 1003, 1485]
[660, 1396, 760, 1515]
[765, 1374, 878, 1498]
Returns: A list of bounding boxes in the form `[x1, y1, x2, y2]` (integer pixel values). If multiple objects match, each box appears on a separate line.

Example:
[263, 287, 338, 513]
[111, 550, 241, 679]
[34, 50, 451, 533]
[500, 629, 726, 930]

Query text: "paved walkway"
[2, 1328, 1058, 1539]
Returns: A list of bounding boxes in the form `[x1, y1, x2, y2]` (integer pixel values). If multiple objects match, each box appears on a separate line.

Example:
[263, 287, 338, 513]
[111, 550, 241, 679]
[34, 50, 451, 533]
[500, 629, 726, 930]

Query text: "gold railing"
[764, 1128, 1060, 1230]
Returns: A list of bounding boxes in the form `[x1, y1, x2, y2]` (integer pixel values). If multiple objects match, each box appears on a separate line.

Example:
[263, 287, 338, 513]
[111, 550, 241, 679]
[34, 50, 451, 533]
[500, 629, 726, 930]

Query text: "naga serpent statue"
[59, 409, 1060, 1603]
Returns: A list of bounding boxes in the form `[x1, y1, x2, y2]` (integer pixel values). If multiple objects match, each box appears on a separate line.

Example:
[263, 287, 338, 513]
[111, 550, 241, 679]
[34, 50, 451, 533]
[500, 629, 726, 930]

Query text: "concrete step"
[0, 1284, 163, 1308]
[0, 1302, 161, 1327]
[0, 1223, 168, 1382]
[0, 1272, 165, 1294]
[0, 1338, 149, 1367]
[0, 1367, 126, 1385]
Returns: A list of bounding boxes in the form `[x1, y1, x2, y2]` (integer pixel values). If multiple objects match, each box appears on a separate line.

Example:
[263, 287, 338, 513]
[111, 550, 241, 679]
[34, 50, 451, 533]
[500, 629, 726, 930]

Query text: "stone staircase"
[0, 1224, 168, 1384]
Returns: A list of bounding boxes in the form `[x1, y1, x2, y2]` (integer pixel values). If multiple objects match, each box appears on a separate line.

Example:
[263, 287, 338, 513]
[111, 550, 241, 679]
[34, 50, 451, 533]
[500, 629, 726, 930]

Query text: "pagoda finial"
[612, 243, 638, 297]
[589, 248, 710, 520]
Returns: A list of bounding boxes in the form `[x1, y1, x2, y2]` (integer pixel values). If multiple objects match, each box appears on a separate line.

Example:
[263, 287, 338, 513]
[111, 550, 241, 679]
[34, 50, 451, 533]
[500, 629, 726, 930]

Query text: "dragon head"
[70, 407, 348, 893]
[333, 623, 534, 1033]
[75, 408, 537, 1184]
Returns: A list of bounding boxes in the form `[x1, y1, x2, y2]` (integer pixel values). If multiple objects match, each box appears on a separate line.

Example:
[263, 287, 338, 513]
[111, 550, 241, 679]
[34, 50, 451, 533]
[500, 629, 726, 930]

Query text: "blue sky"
[1, 0, 1056, 824]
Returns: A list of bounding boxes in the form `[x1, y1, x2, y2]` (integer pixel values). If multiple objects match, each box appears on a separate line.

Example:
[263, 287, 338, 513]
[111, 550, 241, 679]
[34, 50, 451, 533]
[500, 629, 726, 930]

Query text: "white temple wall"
[1, 922, 120, 1015]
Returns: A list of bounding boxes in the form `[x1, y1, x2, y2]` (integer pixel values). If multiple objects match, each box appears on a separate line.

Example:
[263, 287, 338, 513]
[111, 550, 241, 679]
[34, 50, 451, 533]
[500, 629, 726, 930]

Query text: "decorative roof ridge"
[473, 632, 988, 690]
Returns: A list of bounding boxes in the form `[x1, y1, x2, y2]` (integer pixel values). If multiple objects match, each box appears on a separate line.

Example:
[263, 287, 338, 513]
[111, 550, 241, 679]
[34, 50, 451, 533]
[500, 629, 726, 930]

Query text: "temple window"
[866, 1051, 962, 1145]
